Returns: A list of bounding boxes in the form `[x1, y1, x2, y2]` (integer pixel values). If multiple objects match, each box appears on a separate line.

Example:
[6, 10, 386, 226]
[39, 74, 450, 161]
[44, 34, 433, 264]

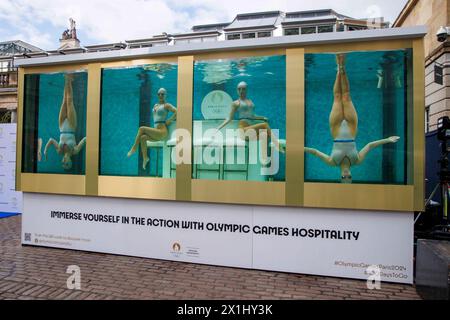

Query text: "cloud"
[0, 0, 408, 50]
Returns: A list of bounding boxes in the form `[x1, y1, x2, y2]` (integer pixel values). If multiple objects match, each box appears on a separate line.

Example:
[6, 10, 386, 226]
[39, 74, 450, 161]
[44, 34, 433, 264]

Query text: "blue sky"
[0, 0, 409, 50]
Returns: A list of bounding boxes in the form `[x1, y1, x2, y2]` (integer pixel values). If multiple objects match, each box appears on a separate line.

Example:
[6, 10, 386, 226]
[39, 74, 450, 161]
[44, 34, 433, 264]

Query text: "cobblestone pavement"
[0, 215, 421, 300]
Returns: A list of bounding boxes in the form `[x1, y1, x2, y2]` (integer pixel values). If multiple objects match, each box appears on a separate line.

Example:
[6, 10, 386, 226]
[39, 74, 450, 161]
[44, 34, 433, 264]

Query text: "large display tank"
[305, 50, 412, 185]
[22, 71, 88, 175]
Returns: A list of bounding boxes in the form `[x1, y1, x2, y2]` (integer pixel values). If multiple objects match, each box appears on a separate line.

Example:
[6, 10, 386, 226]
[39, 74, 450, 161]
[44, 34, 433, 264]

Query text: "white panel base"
[0, 123, 22, 214]
[21, 193, 414, 284]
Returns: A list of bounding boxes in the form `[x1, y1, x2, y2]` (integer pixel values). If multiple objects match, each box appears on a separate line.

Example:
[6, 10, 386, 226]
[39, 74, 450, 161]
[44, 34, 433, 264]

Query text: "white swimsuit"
[153, 104, 168, 127]
[330, 121, 359, 166]
[236, 100, 264, 126]
[59, 119, 76, 151]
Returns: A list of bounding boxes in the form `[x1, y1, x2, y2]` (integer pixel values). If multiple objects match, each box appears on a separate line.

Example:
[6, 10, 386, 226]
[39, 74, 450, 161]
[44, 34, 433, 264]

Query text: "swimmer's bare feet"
[336, 53, 346, 67]
[142, 158, 150, 170]
[127, 146, 137, 157]
[64, 73, 75, 83]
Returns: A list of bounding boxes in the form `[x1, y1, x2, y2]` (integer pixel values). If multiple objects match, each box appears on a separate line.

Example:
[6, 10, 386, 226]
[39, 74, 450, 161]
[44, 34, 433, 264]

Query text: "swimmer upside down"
[304, 53, 400, 184]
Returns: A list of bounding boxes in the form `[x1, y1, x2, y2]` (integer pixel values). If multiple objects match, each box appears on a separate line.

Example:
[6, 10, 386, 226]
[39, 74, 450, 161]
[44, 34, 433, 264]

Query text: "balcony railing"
[0, 71, 17, 88]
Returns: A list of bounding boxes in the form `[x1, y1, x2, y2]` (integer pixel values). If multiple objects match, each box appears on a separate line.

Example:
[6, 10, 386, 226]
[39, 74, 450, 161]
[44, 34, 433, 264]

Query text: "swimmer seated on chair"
[127, 88, 177, 170]
[217, 81, 285, 155]
[38, 73, 86, 170]
[304, 53, 400, 184]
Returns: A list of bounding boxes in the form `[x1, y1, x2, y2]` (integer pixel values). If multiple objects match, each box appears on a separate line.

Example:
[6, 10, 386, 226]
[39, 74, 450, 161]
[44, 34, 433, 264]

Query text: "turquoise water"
[193, 55, 286, 181]
[23, 72, 87, 175]
[100, 64, 178, 177]
[305, 50, 410, 184]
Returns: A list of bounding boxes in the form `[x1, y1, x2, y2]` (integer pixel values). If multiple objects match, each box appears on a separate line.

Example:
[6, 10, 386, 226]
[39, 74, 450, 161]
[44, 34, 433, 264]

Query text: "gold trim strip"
[192, 180, 285, 206]
[21, 173, 85, 195]
[23, 64, 89, 75]
[413, 39, 425, 212]
[286, 48, 304, 206]
[176, 56, 194, 201]
[305, 39, 413, 54]
[98, 176, 176, 200]
[85, 63, 101, 196]
[16, 68, 24, 191]
[304, 183, 415, 212]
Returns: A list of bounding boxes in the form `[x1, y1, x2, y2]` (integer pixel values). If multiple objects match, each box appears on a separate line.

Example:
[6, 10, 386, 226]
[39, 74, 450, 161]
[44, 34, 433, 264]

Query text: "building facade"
[2, 9, 389, 123]
[0, 41, 42, 123]
[87, 9, 388, 49]
[394, 0, 450, 132]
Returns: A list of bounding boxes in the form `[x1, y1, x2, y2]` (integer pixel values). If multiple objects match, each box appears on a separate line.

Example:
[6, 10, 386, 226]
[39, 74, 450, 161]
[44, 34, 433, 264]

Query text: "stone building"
[393, 0, 450, 132]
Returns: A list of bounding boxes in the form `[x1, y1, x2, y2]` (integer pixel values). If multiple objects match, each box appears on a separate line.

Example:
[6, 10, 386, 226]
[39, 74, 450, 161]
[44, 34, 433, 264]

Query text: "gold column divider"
[413, 39, 425, 212]
[15, 68, 24, 191]
[176, 56, 194, 201]
[85, 63, 101, 196]
[285, 48, 304, 206]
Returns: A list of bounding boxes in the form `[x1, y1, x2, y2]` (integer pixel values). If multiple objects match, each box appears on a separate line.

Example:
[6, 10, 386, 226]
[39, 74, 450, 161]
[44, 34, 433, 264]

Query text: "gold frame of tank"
[99, 57, 179, 201]
[15, 38, 425, 212]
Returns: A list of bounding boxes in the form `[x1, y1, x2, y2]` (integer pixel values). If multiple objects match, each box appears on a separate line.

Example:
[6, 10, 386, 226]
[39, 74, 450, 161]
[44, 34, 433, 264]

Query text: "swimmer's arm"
[305, 147, 335, 166]
[357, 136, 400, 165]
[44, 138, 60, 160]
[217, 103, 238, 131]
[73, 137, 86, 155]
[165, 104, 177, 126]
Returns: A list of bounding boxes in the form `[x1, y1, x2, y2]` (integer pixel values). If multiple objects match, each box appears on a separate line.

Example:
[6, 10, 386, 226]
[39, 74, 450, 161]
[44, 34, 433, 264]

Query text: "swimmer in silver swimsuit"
[40, 73, 86, 170]
[304, 53, 400, 184]
[127, 88, 177, 170]
[217, 82, 285, 155]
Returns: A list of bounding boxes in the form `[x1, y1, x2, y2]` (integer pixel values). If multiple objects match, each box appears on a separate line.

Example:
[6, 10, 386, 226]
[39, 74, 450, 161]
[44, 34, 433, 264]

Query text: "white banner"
[0, 123, 22, 214]
[22, 193, 414, 284]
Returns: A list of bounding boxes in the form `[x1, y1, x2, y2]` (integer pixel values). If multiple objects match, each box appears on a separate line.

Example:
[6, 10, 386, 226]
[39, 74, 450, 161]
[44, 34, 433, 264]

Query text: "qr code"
[24, 233, 31, 242]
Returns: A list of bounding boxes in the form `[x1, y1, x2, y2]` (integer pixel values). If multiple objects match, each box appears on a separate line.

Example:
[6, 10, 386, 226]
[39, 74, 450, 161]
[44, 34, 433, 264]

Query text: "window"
[425, 107, 430, 133]
[0, 61, 11, 72]
[189, 38, 202, 44]
[202, 37, 217, 42]
[284, 28, 299, 36]
[301, 26, 317, 35]
[318, 25, 334, 33]
[242, 33, 256, 39]
[348, 25, 367, 31]
[257, 31, 272, 38]
[227, 34, 240, 40]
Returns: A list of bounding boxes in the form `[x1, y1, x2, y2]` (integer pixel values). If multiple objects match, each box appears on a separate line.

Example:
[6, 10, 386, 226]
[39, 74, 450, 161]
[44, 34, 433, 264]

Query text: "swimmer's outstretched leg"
[305, 147, 335, 166]
[337, 54, 358, 137]
[65, 74, 77, 130]
[329, 56, 344, 139]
